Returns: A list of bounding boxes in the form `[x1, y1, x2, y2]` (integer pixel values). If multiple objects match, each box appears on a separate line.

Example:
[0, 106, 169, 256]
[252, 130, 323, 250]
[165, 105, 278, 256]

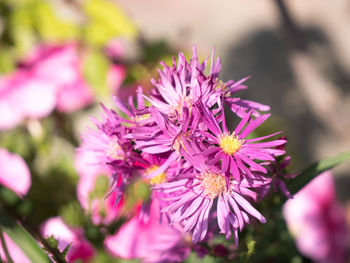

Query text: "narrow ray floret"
[145, 47, 269, 121]
[153, 143, 270, 244]
[198, 102, 286, 181]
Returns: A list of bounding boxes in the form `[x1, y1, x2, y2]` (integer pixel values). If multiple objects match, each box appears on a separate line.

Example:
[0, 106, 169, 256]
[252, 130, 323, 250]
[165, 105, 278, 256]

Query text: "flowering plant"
[74, 47, 350, 262]
[0, 2, 349, 260]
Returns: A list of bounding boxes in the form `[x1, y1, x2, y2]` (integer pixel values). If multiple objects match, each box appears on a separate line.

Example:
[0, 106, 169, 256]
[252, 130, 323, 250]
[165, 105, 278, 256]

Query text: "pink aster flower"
[105, 198, 190, 263]
[154, 140, 270, 244]
[283, 171, 348, 263]
[0, 148, 31, 196]
[198, 102, 286, 182]
[0, 233, 31, 263]
[145, 47, 268, 121]
[78, 46, 287, 250]
[41, 217, 95, 263]
[80, 103, 131, 168]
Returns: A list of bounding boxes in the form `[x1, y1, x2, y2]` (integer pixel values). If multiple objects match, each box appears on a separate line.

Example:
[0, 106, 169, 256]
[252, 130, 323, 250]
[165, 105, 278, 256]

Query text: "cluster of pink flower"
[0, 42, 126, 131]
[0, 44, 92, 130]
[79, 46, 287, 251]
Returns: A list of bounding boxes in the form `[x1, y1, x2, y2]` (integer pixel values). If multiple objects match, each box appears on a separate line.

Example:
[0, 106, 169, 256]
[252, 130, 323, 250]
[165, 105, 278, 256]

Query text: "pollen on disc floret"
[106, 137, 125, 160]
[219, 133, 244, 155]
[200, 170, 228, 199]
[146, 165, 167, 185]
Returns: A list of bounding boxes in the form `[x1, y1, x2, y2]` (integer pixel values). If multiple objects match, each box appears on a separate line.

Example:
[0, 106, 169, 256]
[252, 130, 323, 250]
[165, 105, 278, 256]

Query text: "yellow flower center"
[200, 170, 227, 199]
[146, 165, 167, 185]
[219, 134, 243, 155]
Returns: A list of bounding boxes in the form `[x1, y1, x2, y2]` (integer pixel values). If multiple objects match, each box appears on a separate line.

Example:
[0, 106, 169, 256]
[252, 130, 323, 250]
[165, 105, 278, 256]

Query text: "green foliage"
[123, 180, 151, 214]
[286, 150, 350, 197]
[32, 2, 79, 41]
[245, 240, 256, 262]
[0, 206, 53, 263]
[83, 49, 111, 98]
[83, 0, 137, 46]
[60, 202, 84, 227]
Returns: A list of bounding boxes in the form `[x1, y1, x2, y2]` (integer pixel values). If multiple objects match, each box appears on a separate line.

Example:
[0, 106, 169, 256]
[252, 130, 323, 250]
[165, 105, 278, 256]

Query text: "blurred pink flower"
[107, 65, 126, 94]
[104, 198, 190, 263]
[105, 39, 125, 59]
[0, 43, 93, 130]
[283, 171, 348, 263]
[0, 148, 31, 196]
[41, 217, 95, 263]
[0, 233, 31, 263]
[75, 149, 121, 225]
[23, 44, 93, 113]
[0, 71, 56, 130]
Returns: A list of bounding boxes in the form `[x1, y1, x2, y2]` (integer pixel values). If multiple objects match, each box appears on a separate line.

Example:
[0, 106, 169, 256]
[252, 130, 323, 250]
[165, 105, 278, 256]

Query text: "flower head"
[154, 142, 270, 244]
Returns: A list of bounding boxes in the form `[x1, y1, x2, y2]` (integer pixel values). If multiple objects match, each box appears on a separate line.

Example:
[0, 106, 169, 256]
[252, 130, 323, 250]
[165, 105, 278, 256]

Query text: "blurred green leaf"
[83, 0, 137, 46]
[90, 175, 110, 200]
[33, 2, 79, 41]
[245, 240, 256, 262]
[0, 49, 16, 73]
[0, 186, 32, 216]
[0, 209, 52, 263]
[286, 151, 350, 196]
[83, 49, 110, 98]
[60, 202, 84, 227]
[62, 243, 72, 258]
[8, 5, 36, 54]
[123, 180, 151, 214]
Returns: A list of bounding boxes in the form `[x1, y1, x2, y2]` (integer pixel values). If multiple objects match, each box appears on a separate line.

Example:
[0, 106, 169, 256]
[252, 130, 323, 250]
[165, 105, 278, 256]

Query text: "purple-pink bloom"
[0, 148, 31, 196]
[154, 140, 270, 244]
[78, 46, 288, 249]
[198, 102, 286, 182]
[41, 217, 95, 263]
[283, 171, 348, 263]
[145, 47, 268, 121]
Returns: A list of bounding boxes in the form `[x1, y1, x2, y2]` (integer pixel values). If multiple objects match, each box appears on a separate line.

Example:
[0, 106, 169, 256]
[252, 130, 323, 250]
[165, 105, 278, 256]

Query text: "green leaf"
[83, 49, 110, 98]
[123, 180, 151, 213]
[0, 210, 53, 263]
[61, 243, 72, 258]
[83, 0, 137, 46]
[245, 240, 256, 262]
[33, 2, 79, 41]
[286, 151, 350, 196]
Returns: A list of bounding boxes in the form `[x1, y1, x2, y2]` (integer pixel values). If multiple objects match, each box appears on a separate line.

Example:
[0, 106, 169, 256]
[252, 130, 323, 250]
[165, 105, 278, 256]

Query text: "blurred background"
[0, 0, 350, 262]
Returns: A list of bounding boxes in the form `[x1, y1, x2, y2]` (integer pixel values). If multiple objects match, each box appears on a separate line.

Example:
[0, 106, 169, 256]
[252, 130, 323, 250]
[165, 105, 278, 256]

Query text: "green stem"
[0, 227, 14, 263]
